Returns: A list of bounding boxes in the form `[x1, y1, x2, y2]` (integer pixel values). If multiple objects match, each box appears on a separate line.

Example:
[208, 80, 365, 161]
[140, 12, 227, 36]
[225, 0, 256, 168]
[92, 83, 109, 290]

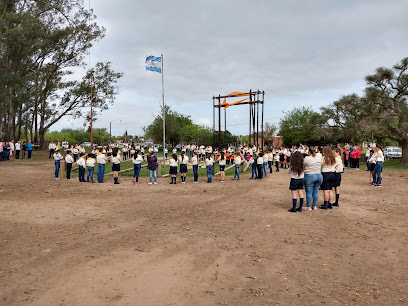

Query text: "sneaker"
[375, 184, 382, 187]
[302, 207, 308, 211]
[332, 203, 339, 207]
[132, 177, 136, 184]
[135, 182, 139, 185]
[193, 181, 198, 184]
[154, 182, 157, 185]
[306, 207, 312, 211]
[312, 206, 318, 211]
[148, 182, 152, 185]
[288, 208, 296, 213]
[296, 207, 302, 212]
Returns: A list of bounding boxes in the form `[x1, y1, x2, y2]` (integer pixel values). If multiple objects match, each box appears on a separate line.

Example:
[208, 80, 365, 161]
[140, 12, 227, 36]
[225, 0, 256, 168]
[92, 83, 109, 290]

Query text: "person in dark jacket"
[147, 152, 158, 185]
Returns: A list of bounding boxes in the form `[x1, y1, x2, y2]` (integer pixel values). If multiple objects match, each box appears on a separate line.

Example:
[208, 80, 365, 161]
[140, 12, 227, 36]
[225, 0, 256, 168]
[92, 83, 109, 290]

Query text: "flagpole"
[161, 54, 165, 165]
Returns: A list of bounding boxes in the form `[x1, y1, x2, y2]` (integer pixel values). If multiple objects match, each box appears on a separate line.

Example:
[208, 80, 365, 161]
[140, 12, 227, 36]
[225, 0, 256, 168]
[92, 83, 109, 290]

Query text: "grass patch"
[383, 159, 408, 172]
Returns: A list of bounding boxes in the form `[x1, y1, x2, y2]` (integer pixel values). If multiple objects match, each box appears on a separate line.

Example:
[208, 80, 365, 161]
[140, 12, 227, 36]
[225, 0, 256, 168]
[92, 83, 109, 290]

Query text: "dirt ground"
[1, 160, 407, 306]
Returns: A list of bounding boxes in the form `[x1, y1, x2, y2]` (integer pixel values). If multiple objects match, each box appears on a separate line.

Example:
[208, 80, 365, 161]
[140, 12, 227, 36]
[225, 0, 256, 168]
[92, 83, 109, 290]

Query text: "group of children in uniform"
[53, 142, 385, 213]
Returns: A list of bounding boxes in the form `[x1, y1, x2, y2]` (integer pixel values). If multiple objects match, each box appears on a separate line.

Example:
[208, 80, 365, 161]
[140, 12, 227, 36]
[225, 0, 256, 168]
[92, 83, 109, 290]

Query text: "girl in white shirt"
[111, 148, 121, 184]
[86, 153, 96, 183]
[132, 150, 143, 185]
[267, 151, 273, 174]
[233, 153, 242, 180]
[179, 151, 189, 184]
[192, 151, 199, 183]
[169, 153, 178, 184]
[53, 149, 63, 179]
[219, 152, 226, 182]
[372, 146, 384, 187]
[205, 153, 214, 183]
[333, 148, 343, 207]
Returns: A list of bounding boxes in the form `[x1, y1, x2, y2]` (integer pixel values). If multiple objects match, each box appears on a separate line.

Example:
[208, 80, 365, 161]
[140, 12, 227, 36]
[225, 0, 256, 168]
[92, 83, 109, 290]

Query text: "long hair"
[135, 149, 140, 156]
[221, 152, 225, 160]
[308, 146, 316, 157]
[290, 151, 304, 175]
[172, 153, 177, 161]
[112, 147, 118, 157]
[322, 146, 336, 165]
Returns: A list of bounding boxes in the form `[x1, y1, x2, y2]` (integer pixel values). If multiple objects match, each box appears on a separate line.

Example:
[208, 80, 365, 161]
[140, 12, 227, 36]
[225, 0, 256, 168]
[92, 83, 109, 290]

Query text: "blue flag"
[145, 56, 162, 73]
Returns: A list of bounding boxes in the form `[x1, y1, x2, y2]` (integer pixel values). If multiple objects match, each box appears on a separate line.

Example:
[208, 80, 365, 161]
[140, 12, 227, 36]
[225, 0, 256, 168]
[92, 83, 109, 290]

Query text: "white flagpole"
[161, 54, 166, 165]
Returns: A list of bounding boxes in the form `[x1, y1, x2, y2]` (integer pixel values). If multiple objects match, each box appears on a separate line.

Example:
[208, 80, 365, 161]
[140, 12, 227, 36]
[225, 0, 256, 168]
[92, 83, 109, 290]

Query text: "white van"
[384, 146, 402, 159]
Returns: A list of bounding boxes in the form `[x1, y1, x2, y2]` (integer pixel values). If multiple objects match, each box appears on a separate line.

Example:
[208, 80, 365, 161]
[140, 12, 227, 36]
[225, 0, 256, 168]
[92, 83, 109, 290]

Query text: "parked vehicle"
[81, 142, 91, 148]
[384, 146, 402, 159]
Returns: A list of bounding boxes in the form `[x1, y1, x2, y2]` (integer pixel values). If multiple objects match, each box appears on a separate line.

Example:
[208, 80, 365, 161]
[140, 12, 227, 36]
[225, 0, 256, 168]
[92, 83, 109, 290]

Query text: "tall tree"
[364, 57, 408, 164]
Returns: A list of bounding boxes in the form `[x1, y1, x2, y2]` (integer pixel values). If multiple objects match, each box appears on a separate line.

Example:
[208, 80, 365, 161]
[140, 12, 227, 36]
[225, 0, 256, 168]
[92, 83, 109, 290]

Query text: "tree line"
[278, 57, 408, 164]
[0, 0, 123, 147]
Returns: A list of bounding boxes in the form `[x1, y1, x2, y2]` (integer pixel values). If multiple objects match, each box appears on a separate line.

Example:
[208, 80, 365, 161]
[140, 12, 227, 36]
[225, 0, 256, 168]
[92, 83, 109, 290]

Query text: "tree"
[278, 107, 324, 146]
[320, 94, 371, 144]
[0, 0, 123, 146]
[144, 106, 193, 147]
[364, 57, 408, 164]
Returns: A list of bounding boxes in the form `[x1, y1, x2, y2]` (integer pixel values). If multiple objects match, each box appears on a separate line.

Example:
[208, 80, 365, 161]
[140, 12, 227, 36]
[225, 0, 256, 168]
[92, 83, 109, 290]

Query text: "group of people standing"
[0, 140, 33, 161]
[287, 144, 384, 213]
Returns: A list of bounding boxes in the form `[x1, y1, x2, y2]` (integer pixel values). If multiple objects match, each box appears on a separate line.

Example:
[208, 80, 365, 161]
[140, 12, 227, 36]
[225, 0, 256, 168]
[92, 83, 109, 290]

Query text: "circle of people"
[52, 142, 384, 213]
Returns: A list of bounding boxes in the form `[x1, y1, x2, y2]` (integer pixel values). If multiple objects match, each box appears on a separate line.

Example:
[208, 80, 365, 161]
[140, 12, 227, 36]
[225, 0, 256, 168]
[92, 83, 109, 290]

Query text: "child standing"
[205, 153, 214, 183]
[96, 147, 107, 183]
[320, 146, 336, 209]
[287, 151, 305, 213]
[65, 150, 74, 180]
[131, 150, 143, 185]
[250, 154, 258, 179]
[77, 152, 86, 182]
[169, 153, 178, 184]
[274, 153, 280, 172]
[192, 151, 199, 183]
[147, 152, 158, 185]
[368, 150, 376, 183]
[372, 146, 384, 187]
[333, 148, 343, 207]
[263, 151, 268, 177]
[268, 150, 273, 174]
[53, 149, 63, 179]
[257, 153, 264, 179]
[179, 151, 189, 184]
[219, 152, 226, 182]
[111, 147, 121, 184]
[233, 153, 241, 180]
[86, 153, 96, 183]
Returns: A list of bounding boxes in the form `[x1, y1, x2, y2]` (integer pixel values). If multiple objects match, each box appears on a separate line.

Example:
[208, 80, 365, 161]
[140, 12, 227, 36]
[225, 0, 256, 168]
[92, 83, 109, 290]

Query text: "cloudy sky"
[54, 0, 408, 137]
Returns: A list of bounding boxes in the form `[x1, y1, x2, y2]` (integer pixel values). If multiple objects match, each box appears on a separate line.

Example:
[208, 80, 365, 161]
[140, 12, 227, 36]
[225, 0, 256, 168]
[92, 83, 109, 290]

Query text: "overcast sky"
[53, 0, 408, 137]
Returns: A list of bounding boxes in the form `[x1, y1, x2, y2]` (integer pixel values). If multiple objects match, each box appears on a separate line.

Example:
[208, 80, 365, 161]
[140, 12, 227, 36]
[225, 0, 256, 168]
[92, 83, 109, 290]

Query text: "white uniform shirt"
[111, 155, 121, 164]
[179, 155, 189, 164]
[96, 153, 107, 164]
[191, 156, 198, 165]
[132, 154, 143, 164]
[205, 157, 214, 166]
[86, 158, 96, 167]
[65, 155, 74, 164]
[15, 143, 21, 150]
[335, 156, 343, 173]
[263, 155, 268, 163]
[234, 156, 242, 165]
[169, 158, 178, 167]
[374, 150, 384, 162]
[76, 157, 86, 167]
[257, 157, 263, 165]
[53, 152, 63, 160]
[219, 158, 226, 166]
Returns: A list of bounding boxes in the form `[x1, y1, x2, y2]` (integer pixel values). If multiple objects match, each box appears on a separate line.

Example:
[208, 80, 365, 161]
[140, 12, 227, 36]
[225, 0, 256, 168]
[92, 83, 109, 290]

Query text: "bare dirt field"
[1, 160, 407, 305]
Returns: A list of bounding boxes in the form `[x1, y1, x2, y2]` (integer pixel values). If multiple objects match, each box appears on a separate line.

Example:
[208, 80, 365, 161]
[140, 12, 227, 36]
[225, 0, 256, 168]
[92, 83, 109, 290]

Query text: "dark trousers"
[28, 150, 32, 159]
[78, 166, 85, 182]
[268, 161, 273, 173]
[15, 150, 20, 159]
[66, 163, 72, 179]
[49, 149, 54, 158]
[275, 161, 279, 172]
[22, 150, 26, 159]
[257, 165, 263, 179]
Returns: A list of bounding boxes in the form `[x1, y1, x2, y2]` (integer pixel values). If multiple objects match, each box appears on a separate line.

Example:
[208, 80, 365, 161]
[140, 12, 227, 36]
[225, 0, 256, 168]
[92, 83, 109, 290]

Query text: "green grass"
[382, 159, 408, 172]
